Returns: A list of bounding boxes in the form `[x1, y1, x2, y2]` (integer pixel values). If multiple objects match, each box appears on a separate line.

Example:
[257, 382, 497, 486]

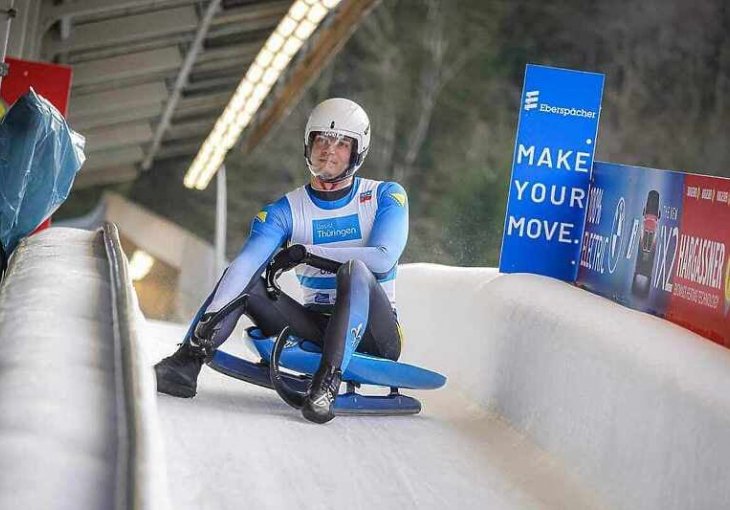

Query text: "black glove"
[189, 312, 219, 357]
[265, 244, 309, 299]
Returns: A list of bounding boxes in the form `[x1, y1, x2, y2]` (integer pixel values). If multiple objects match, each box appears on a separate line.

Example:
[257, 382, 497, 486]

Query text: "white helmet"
[304, 98, 371, 182]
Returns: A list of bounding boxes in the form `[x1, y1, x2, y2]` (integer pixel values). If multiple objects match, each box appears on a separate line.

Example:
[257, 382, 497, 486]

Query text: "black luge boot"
[301, 364, 342, 424]
[154, 342, 206, 398]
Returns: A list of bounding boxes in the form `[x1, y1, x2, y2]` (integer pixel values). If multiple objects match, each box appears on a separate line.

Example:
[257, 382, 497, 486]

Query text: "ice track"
[145, 318, 602, 510]
[5, 227, 730, 510]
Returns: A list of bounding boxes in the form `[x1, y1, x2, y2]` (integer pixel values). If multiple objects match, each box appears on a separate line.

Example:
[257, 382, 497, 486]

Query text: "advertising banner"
[666, 174, 730, 346]
[576, 162, 730, 347]
[500, 64, 605, 281]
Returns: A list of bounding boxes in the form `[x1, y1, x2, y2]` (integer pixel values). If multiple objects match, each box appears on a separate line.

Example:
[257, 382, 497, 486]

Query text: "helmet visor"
[306, 131, 357, 181]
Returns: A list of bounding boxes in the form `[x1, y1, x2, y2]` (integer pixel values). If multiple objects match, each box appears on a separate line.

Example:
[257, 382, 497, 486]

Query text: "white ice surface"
[142, 268, 607, 510]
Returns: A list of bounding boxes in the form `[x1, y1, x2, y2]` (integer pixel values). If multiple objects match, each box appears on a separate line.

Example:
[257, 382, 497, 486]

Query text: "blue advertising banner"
[499, 64, 604, 281]
[577, 162, 684, 315]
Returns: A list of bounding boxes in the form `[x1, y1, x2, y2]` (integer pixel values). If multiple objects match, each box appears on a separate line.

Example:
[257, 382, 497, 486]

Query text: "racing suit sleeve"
[303, 182, 408, 275]
[204, 196, 292, 313]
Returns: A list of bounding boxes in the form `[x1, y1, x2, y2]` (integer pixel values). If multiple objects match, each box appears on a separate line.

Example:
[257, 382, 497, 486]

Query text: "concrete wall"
[104, 193, 218, 319]
[58, 192, 219, 320]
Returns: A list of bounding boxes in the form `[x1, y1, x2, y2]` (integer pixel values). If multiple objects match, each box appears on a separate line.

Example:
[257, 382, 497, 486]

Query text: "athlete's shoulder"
[253, 195, 292, 232]
[376, 181, 408, 208]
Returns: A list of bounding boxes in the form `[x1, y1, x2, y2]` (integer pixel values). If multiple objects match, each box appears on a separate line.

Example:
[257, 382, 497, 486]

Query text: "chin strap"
[318, 169, 354, 184]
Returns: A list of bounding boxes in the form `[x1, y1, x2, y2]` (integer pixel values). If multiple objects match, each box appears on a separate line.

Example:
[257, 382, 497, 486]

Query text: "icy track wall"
[0, 227, 167, 510]
[2, 227, 729, 510]
[396, 265, 730, 510]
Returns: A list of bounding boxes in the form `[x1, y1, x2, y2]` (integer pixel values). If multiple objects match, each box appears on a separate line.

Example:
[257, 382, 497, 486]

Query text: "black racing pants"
[189, 260, 402, 368]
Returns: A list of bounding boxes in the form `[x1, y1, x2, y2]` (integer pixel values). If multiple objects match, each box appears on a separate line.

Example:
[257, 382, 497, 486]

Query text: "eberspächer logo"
[524, 90, 539, 111]
[523, 89, 598, 119]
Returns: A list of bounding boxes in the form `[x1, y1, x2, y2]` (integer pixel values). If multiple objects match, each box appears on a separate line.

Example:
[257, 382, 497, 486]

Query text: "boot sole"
[154, 365, 198, 398]
[301, 403, 335, 424]
[156, 380, 197, 398]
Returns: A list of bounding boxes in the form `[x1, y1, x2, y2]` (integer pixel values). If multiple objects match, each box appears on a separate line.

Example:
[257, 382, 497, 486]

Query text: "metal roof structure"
[6, 0, 377, 188]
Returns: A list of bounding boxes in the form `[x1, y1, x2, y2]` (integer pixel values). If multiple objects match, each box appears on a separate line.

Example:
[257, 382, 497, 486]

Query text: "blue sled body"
[248, 328, 446, 390]
[207, 328, 446, 416]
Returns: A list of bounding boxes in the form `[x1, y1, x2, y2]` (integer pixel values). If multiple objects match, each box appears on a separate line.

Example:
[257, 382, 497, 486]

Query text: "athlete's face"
[310, 133, 354, 179]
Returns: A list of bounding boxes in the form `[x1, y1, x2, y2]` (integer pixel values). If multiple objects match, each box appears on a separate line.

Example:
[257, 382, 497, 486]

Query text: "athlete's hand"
[190, 312, 219, 357]
[265, 244, 309, 299]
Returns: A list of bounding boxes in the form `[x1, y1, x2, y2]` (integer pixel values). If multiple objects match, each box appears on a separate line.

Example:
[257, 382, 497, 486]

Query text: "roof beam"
[245, 0, 381, 153]
[73, 90, 230, 131]
[83, 146, 145, 170]
[141, 0, 221, 170]
[75, 164, 139, 189]
[61, 13, 272, 64]
[69, 82, 168, 119]
[73, 46, 182, 87]
[183, 75, 240, 94]
[72, 103, 163, 131]
[176, 91, 231, 115]
[41, 0, 197, 29]
[84, 122, 154, 152]
[197, 41, 259, 65]
[193, 54, 252, 76]
[156, 141, 201, 160]
[210, 0, 289, 27]
[72, 49, 246, 97]
[164, 118, 215, 141]
[44, 6, 198, 57]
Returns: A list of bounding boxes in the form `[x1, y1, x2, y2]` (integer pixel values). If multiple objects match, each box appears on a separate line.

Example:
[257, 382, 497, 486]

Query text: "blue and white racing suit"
[185, 177, 409, 371]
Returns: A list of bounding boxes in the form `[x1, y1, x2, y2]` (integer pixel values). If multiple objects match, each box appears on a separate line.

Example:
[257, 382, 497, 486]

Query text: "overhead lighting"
[255, 49, 274, 68]
[253, 81, 272, 101]
[235, 110, 253, 130]
[183, 0, 342, 190]
[282, 36, 303, 57]
[295, 19, 316, 39]
[289, 0, 308, 21]
[271, 52, 291, 71]
[237, 79, 254, 97]
[261, 67, 279, 86]
[265, 33, 285, 53]
[307, 4, 328, 24]
[129, 250, 155, 281]
[247, 63, 264, 82]
[278, 16, 298, 37]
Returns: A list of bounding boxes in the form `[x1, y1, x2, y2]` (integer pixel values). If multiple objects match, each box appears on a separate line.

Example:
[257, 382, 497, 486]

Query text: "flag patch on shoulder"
[255, 210, 267, 223]
[359, 190, 373, 203]
[389, 192, 407, 206]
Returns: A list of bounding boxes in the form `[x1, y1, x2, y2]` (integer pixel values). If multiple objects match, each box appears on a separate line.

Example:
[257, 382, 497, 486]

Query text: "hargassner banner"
[499, 64, 604, 281]
[577, 162, 730, 348]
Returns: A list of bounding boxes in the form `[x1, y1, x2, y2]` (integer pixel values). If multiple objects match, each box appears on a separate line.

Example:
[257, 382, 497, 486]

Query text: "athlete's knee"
[336, 259, 372, 291]
[337, 259, 370, 279]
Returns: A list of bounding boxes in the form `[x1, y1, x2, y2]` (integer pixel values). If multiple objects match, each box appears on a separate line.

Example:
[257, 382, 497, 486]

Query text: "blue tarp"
[0, 88, 85, 257]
